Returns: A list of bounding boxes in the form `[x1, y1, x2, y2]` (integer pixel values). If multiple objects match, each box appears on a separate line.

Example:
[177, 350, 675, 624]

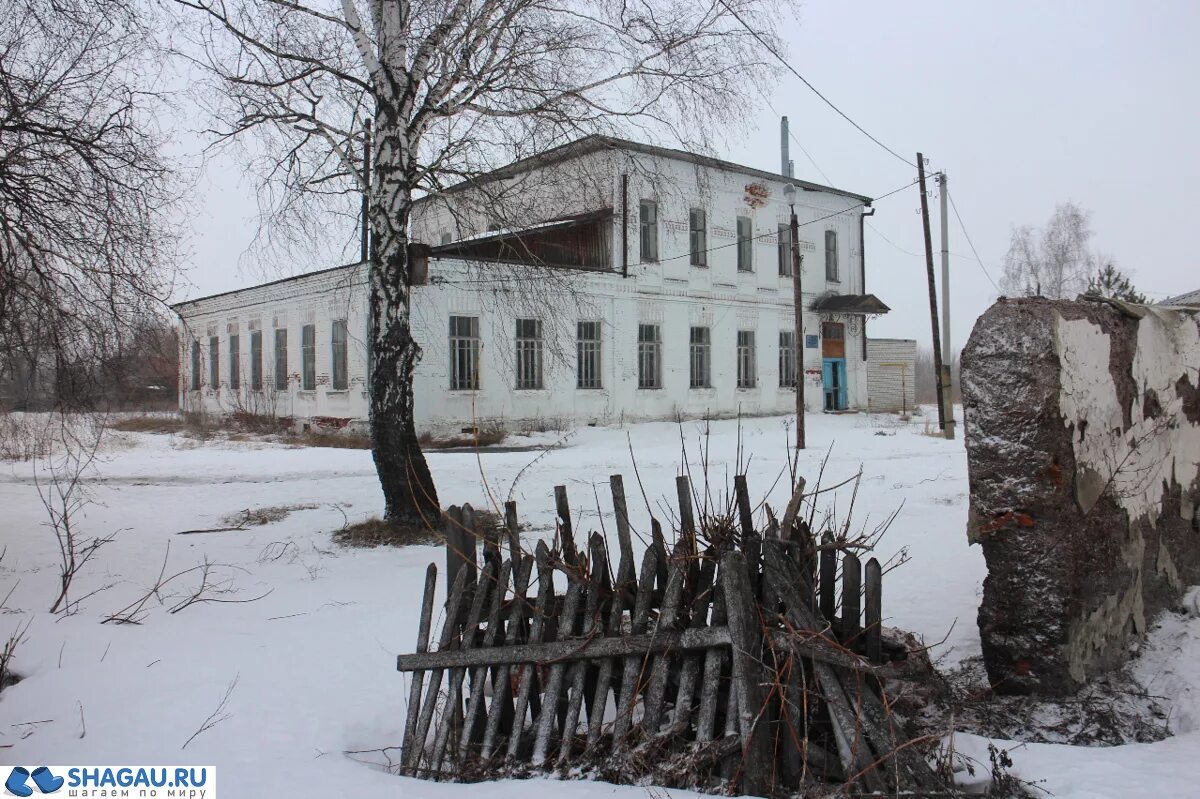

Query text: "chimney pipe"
[781, 116, 790, 177]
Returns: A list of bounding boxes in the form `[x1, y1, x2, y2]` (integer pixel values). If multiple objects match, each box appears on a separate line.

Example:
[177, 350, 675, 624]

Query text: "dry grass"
[333, 517, 441, 548]
[107, 412, 372, 449]
[109, 415, 188, 434]
[419, 421, 507, 449]
[296, 430, 372, 449]
[219, 503, 319, 528]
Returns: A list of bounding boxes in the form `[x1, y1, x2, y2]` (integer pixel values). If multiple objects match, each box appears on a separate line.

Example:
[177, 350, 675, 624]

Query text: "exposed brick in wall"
[961, 297, 1200, 695]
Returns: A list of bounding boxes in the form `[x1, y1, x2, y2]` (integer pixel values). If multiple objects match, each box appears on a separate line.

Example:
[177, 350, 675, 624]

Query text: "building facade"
[173, 137, 892, 434]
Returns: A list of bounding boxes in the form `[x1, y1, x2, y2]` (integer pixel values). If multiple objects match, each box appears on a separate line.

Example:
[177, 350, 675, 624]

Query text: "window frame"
[736, 215, 753, 272]
[778, 223, 793, 277]
[821, 321, 845, 341]
[689, 208, 707, 267]
[689, 326, 711, 389]
[639, 200, 659, 262]
[250, 330, 263, 391]
[331, 319, 349, 391]
[779, 330, 797, 388]
[301, 324, 316, 391]
[274, 328, 289, 391]
[190, 340, 201, 391]
[228, 334, 241, 390]
[576, 321, 602, 390]
[514, 318, 544, 390]
[736, 329, 757, 389]
[637, 324, 662, 389]
[209, 336, 220, 389]
[448, 315, 480, 391]
[825, 229, 839, 282]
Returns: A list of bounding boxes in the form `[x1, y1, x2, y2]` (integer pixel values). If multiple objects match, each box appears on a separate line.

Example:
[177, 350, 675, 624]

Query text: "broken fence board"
[404, 565, 470, 775]
[400, 564, 438, 769]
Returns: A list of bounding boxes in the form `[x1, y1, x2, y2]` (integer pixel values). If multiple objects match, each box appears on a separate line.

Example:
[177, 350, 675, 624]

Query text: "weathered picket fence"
[395, 474, 946, 796]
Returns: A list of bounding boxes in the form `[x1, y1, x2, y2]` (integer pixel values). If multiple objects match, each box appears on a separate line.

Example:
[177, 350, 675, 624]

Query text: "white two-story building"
[173, 136, 892, 434]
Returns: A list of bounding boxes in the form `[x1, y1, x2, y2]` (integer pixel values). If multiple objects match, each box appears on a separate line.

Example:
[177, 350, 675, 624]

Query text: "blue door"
[822, 358, 847, 410]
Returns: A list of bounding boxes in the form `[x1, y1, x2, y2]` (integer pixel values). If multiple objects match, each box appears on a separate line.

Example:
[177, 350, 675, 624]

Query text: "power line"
[946, 188, 1000, 292]
[717, 0, 917, 169]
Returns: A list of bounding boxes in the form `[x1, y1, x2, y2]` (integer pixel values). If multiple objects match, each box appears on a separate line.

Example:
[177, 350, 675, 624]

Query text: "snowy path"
[0, 411, 1196, 797]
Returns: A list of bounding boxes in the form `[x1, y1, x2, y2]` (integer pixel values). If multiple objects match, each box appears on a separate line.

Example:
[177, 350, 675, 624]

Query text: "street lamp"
[783, 184, 805, 450]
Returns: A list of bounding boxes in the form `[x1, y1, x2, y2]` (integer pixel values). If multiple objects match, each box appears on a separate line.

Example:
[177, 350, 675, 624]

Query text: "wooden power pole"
[785, 187, 806, 450]
[917, 153, 946, 432]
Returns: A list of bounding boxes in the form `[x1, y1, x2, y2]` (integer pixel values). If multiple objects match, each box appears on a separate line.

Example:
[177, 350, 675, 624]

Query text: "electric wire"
[717, 0, 917, 169]
[946, 188, 1000, 292]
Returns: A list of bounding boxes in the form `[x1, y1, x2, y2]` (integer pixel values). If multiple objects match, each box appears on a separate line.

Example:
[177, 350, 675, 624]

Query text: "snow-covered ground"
[1, 410, 1197, 797]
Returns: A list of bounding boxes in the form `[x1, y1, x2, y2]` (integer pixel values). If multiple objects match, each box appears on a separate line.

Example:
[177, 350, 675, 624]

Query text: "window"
[274, 329, 288, 390]
[331, 319, 348, 390]
[190, 341, 201, 390]
[515, 318, 543, 390]
[250, 331, 263, 391]
[449, 316, 480, 390]
[301, 324, 316, 390]
[825, 229, 839, 281]
[577, 321, 602, 389]
[689, 208, 707, 266]
[640, 200, 658, 261]
[229, 335, 240, 390]
[637, 324, 661, 389]
[209, 336, 220, 388]
[821, 321, 845, 341]
[440, 232, 452, 245]
[737, 330, 756, 388]
[689, 327, 711, 388]
[736, 216, 753, 272]
[778, 223, 793, 276]
[779, 331, 797, 388]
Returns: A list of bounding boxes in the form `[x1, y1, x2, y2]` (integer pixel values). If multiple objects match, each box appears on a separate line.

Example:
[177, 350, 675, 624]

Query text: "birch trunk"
[368, 103, 440, 525]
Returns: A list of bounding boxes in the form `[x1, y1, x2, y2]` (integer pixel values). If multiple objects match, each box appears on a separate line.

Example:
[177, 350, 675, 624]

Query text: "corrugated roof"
[416, 135, 873, 205]
[1160, 288, 1200, 307]
[811, 294, 891, 315]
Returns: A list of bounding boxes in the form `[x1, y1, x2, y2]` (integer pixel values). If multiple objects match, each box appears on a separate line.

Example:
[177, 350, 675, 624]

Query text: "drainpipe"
[621, 173, 629, 278]
[860, 206, 874, 361]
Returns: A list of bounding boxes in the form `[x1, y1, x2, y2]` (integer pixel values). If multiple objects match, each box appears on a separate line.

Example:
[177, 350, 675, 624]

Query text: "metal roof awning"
[811, 294, 891, 315]
[429, 208, 613, 271]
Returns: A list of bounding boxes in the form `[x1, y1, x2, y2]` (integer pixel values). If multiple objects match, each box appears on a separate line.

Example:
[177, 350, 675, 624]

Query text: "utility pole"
[917, 154, 946, 432]
[938, 172, 955, 440]
[784, 183, 805, 450]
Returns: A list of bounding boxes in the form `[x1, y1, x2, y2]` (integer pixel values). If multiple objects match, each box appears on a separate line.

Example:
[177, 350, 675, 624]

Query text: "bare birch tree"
[0, 0, 180, 409]
[1000, 201, 1096, 300]
[176, 0, 785, 525]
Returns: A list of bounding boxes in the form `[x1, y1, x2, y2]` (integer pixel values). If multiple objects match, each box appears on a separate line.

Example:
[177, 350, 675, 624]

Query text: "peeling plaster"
[1056, 310, 1200, 525]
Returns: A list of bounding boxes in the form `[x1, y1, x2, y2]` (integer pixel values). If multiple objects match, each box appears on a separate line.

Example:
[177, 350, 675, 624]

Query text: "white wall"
[177, 143, 883, 432]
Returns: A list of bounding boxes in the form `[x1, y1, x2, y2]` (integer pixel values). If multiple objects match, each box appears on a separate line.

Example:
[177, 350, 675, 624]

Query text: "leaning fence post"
[504, 500, 521, 569]
[554, 485, 578, 565]
[444, 505, 466, 593]
[608, 475, 636, 585]
[721, 551, 771, 796]
[841, 552, 861, 648]
[819, 531, 836, 623]
[675, 474, 697, 556]
[865, 558, 882, 663]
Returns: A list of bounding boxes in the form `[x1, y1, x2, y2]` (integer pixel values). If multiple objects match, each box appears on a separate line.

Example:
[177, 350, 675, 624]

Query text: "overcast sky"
[175, 0, 1200, 353]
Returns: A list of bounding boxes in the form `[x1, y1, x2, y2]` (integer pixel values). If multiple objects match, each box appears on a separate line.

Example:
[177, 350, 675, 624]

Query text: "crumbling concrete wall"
[961, 297, 1200, 694]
